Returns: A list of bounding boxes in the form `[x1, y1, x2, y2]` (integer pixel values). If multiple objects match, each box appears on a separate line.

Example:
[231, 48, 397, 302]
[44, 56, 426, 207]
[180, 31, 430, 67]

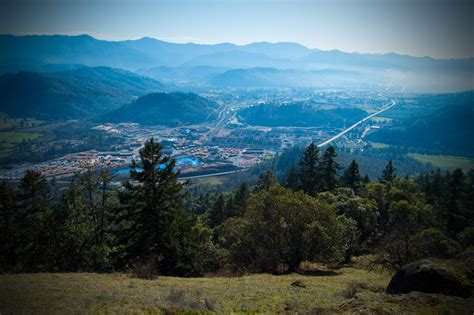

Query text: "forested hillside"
[368, 92, 474, 156]
[105, 92, 219, 126]
[239, 103, 367, 127]
[0, 67, 165, 120]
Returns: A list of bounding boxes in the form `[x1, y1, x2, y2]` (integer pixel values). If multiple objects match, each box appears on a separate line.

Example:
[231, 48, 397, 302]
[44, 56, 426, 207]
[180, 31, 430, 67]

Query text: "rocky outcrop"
[387, 258, 473, 298]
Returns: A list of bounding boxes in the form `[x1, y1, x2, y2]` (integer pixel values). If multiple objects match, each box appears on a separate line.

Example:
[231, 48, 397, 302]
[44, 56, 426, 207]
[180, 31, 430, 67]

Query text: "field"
[0, 115, 44, 131]
[407, 153, 474, 171]
[0, 131, 41, 143]
[1, 265, 472, 314]
[0, 131, 42, 159]
[369, 142, 391, 149]
[370, 116, 393, 124]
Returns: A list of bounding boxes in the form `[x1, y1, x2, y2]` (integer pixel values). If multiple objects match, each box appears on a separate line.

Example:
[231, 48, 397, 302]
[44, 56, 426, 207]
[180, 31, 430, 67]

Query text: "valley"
[0, 88, 401, 182]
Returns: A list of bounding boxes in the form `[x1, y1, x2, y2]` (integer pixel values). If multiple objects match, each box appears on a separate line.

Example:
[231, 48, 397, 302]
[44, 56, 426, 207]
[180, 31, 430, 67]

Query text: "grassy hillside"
[1, 265, 471, 314]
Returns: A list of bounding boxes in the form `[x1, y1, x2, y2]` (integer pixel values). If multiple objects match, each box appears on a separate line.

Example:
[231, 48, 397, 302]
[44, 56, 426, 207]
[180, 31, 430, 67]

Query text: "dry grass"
[0, 265, 472, 314]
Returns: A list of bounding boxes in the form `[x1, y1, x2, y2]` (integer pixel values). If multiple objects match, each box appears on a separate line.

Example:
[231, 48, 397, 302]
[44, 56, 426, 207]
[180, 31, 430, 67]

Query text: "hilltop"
[105, 92, 219, 126]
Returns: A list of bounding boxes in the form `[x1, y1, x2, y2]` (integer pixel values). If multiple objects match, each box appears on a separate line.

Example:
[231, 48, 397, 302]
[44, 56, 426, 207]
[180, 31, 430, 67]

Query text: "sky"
[0, 0, 473, 59]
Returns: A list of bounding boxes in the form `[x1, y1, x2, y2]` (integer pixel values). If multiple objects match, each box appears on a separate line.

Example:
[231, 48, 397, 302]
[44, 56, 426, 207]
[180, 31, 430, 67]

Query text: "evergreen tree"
[208, 194, 226, 228]
[320, 146, 340, 191]
[284, 165, 300, 191]
[381, 160, 396, 182]
[16, 170, 58, 271]
[445, 169, 468, 237]
[341, 160, 362, 191]
[116, 138, 186, 274]
[363, 175, 370, 183]
[233, 182, 250, 216]
[298, 142, 321, 196]
[0, 181, 17, 270]
[255, 170, 277, 192]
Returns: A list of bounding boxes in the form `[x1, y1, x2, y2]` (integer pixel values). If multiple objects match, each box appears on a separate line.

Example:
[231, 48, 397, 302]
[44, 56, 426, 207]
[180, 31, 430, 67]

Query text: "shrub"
[130, 256, 161, 280]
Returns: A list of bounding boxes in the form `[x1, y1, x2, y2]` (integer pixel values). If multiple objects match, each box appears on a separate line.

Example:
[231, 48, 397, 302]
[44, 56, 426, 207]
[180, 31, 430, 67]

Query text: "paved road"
[317, 99, 397, 148]
[179, 169, 247, 180]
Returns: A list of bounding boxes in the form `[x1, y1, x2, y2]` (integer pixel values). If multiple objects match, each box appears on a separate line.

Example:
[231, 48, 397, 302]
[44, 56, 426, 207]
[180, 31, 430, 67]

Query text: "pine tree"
[233, 182, 250, 216]
[298, 142, 321, 196]
[116, 138, 186, 272]
[445, 168, 468, 237]
[0, 181, 17, 270]
[283, 165, 299, 191]
[208, 193, 226, 228]
[381, 160, 396, 182]
[320, 146, 340, 191]
[363, 174, 370, 183]
[341, 160, 362, 191]
[255, 170, 277, 192]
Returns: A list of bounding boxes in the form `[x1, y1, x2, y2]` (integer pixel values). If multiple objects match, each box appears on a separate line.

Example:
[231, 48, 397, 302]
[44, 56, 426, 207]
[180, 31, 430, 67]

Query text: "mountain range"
[1, 34, 473, 92]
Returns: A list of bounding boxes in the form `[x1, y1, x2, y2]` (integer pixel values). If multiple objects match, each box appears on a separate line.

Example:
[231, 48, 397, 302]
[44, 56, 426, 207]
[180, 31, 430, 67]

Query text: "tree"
[335, 215, 359, 263]
[341, 160, 362, 191]
[116, 138, 189, 275]
[255, 170, 277, 192]
[379, 195, 432, 270]
[298, 142, 321, 196]
[381, 160, 396, 182]
[224, 185, 340, 273]
[16, 170, 59, 271]
[233, 182, 250, 216]
[444, 169, 469, 237]
[208, 193, 226, 228]
[284, 166, 300, 191]
[0, 181, 17, 271]
[320, 146, 340, 191]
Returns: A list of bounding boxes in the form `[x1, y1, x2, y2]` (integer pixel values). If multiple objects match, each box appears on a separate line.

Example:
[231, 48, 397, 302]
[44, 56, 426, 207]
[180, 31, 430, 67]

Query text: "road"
[179, 169, 247, 180]
[317, 99, 397, 148]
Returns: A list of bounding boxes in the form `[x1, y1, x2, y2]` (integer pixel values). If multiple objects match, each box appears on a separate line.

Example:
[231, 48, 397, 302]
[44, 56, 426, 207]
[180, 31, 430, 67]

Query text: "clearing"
[407, 153, 474, 171]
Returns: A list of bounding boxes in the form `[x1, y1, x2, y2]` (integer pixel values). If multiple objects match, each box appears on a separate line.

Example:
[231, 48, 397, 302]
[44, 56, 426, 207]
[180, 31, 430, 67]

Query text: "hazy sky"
[1, 0, 473, 59]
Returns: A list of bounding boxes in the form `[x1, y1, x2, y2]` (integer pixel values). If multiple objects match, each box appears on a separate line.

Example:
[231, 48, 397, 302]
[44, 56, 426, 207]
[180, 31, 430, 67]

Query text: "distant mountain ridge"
[1, 34, 473, 92]
[0, 66, 165, 120]
[105, 92, 219, 126]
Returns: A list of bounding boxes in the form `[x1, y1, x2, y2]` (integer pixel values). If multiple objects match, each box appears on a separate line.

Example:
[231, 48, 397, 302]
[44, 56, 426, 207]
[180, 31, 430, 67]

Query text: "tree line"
[1, 139, 473, 276]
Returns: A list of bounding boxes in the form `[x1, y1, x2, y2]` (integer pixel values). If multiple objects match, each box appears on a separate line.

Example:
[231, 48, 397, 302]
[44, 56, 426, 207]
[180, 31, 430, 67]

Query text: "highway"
[179, 169, 247, 180]
[317, 99, 397, 148]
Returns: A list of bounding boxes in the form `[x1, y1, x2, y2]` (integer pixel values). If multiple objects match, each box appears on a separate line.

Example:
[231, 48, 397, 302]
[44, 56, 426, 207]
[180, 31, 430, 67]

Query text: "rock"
[386, 258, 473, 298]
[291, 280, 306, 288]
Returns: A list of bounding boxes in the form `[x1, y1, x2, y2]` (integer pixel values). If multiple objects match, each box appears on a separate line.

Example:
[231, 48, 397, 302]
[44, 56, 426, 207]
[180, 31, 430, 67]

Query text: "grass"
[407, 153, 474, 171]
[0, 116, 44, 131]
[0, 265, 471, 314]
[0, 131, 42, 159]
[0, 131, 41, 143]
[191, 177, 224, 187]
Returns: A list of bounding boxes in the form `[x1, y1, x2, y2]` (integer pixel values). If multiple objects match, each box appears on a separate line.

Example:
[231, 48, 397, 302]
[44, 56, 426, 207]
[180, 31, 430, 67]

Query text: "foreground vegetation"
[2, 266, 472, 314]
[1, 139, 473, 313]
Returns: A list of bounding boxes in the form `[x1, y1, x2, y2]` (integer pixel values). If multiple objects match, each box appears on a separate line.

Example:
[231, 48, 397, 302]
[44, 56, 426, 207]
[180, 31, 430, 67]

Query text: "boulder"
[386, 258, 473, 298]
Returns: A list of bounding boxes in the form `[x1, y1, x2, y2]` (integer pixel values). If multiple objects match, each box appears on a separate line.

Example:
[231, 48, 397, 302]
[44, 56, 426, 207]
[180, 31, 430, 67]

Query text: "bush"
[412, 228, 460, 259]
[341, 281, 368, 299]
[164, 288, 219, 312]
[130, 256, 161, 280]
